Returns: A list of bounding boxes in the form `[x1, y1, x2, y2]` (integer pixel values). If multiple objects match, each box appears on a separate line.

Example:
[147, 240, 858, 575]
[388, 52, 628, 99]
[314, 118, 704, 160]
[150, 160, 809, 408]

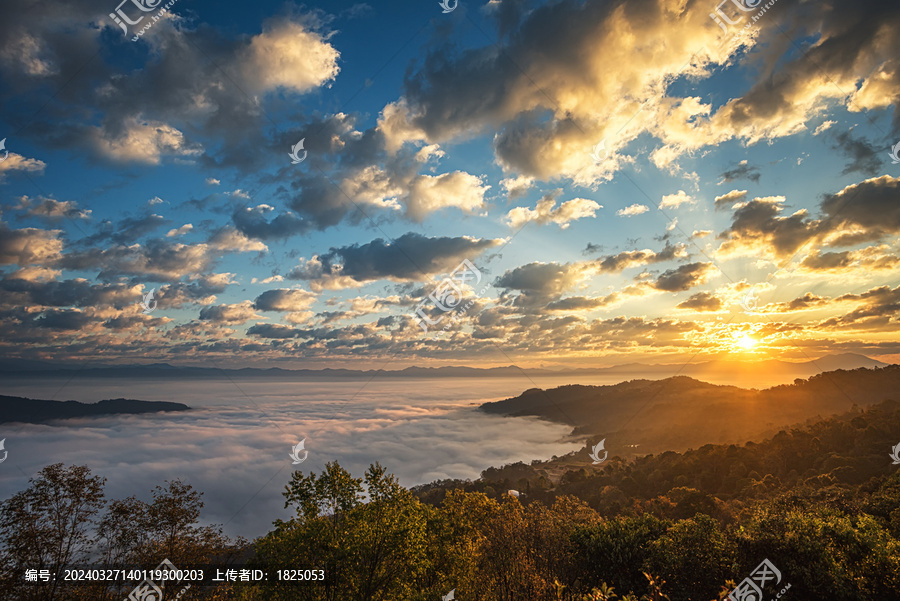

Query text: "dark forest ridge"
[0, 352, 886, 379]
[480, 365, 900, 457]
[0, 395, 191, 424]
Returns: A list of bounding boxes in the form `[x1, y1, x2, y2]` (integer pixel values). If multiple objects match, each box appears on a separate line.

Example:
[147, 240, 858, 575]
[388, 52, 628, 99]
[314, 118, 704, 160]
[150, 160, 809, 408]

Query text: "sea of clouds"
[0, 376, 595, 539]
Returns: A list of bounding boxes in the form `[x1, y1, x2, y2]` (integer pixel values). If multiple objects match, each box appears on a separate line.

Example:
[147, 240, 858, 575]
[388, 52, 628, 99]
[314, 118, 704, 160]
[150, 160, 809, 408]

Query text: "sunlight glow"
[738, 334, 757, 350]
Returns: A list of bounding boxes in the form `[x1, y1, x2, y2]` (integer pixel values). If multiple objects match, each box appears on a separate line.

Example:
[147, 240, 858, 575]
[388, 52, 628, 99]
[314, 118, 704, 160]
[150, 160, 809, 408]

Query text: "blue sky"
[1, 0, 898, 368]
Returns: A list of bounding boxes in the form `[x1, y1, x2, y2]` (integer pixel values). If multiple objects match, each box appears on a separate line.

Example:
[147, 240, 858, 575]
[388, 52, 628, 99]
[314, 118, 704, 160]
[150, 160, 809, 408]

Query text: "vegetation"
[1, 399, 899, 600]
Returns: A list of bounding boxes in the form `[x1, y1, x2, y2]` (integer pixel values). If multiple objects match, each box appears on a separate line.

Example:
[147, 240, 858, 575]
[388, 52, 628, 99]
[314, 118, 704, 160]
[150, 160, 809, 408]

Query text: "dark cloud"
[288, 233, 503, 285]
[0, 278, 134, 309]
[831, 131, 881, 176]
[594, 242, 685, 273]
[820, 175, 900, 244]
[80, 214, 169, 246]
[233, 206, 311, 240]
[719, 161, 761, 184]
[31, 309, 92, 330]
[820, 285, 900, 328]
[653, 262, 715, 292]
[253, 289, 317, 312]
[676, 291, 722, 311]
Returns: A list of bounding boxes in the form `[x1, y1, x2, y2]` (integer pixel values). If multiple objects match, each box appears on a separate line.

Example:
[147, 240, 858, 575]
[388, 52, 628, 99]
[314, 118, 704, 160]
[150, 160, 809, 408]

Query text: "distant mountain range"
[479, 365, 900, 457]
[0, 353, 888, 380]
[0, 395, 191, 425]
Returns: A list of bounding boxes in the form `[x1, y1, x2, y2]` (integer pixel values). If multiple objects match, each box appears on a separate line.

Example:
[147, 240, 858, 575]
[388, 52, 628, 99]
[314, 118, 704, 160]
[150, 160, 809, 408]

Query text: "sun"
[737, 334, 757, 350]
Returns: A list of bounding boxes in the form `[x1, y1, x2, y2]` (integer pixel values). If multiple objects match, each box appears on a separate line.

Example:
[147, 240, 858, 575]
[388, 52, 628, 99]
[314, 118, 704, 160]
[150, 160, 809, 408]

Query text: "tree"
[0, 464, 104, 601]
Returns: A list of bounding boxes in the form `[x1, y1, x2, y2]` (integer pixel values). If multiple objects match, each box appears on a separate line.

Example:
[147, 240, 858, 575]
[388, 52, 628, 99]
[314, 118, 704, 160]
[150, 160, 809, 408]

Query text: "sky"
[1, 0, 899, 369]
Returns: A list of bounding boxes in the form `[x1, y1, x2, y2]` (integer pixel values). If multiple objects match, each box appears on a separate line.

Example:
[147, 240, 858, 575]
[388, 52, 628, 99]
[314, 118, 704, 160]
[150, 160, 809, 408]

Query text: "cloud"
[714, 189, 748, 210]
[616, 203, 649, 217]
[88, 118, 202, 165]
[233, 205, 310, 241]
[14, 196, 91, 221]
[594, 242, 687, 273]
[167, 224, 193, 238]
[0, 152, 46, 180]
[56, 240, 216, 282]
[659, 190, 695, 210]
[676, 291, 723, 311]
[287, 233, 504, 289]
[404, 172, 490, 222]
[205, 178, 221, 186]
[208, 228, 268, 252]
[237, 19, 340, 94]
[0, 222, 63, 266]
[198, 301, 261, 324]
[499, 174, 534, 200]
[652, 262, 716, 292]
[819, 285, 900, 329]
[252, 289, 318, 313]
[494, 261, 595, 308]
[719, 160, 761, 184]
[505, 194, 601, 229]
[831, 130, 881, 176]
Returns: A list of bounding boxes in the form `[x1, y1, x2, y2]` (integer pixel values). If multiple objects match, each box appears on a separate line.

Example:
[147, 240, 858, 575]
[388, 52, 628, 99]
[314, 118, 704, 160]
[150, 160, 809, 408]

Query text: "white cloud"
[238, 20, 340, 94]
[89, 118, 202, 165]
[405, 172, 490, 221]
[659, 190, 695, 210]
[617, 203, 649, 217]
[505, 196, 601, 229]
[167, 224, 193, 238]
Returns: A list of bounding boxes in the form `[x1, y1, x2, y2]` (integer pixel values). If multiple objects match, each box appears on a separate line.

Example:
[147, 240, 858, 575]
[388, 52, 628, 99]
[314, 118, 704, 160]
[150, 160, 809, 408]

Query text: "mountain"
[479, 365, 900, 456]
[0, 395, 191, 424]
[0, 353, 889, 380]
